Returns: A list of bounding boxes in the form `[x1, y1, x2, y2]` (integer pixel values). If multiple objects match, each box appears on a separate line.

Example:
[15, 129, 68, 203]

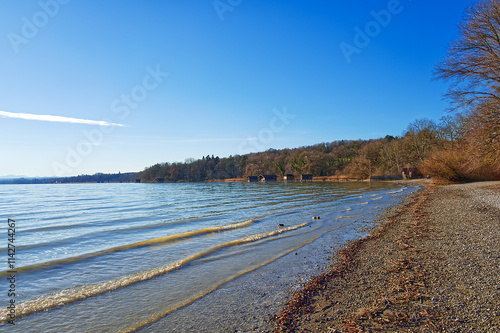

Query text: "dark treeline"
[139, 117, 460, 182]
[141, 109, 500, 183]
[0, 172, 139, 184]
[141, 140, 361, 182]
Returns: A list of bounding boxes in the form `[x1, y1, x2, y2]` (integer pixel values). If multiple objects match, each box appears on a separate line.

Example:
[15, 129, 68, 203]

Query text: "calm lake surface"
[0, 182, 416, 332]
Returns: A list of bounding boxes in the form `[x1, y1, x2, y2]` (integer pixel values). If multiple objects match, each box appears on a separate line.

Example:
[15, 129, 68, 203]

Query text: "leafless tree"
[435, 0, 500, 157]
[437, 113, 469, 148]
[435, 0, 500, 108]
[404, 118, 438, 163]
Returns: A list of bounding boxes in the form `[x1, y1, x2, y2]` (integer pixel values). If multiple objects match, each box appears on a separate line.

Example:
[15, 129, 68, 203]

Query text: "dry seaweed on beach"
[274, 181, 500, 333]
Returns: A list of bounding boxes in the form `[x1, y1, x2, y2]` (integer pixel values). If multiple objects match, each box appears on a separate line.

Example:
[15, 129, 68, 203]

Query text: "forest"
[143, 0, 500, 183]
[140, 111, 498, 183]
[0, 172, 138, 184]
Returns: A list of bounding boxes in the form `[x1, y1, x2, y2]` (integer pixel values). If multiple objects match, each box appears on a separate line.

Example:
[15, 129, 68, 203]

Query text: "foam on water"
[0, 222, 306, 322]
[0, 182, 417, 332]
[0, 219, 256, 277]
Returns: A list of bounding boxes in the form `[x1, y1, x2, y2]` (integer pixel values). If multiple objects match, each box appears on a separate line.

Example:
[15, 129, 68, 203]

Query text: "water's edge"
[0, 182, 417, 332]
[138, 183, 421, 332]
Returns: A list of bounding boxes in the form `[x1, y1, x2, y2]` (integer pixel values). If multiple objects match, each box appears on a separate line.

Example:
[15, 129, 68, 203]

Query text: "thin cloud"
[109, 135, 258, 144]
[0, 110, 125, 127]
[161, 138, 258, 143]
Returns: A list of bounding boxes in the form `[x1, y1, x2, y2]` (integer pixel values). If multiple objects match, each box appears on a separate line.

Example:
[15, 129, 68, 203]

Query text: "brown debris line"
[274, 181, 500, 332]
[274, 232, 375, 332]
[274, 187, 432, 332]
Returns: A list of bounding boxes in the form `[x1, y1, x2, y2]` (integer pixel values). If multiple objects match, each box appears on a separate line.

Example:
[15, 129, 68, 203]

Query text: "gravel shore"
[275, 181, 500, 332]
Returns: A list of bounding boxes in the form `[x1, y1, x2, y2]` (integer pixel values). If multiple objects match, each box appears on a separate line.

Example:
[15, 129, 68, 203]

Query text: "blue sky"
[0, 0, 473, 177]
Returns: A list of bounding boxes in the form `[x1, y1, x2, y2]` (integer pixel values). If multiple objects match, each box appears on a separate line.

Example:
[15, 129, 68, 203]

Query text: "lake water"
[0, 181, 416, 332]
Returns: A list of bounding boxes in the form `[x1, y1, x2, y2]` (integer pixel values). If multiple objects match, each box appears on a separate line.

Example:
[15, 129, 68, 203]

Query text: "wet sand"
[276, 181, 500, 332]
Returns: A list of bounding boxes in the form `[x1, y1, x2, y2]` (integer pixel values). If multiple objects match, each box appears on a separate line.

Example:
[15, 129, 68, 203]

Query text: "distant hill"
[140, 139, 376, 183]
[140, 113, 494, 183]
[0, 175, 29, 179]
[0, 172, 139, 184]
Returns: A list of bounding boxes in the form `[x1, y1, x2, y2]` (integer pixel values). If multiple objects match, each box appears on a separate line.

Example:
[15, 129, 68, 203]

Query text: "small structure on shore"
[135, 179, 141, 183]
[401, 167, 422, 179]
[155, 178, 164, 183]
[300, 174, 313, 181]
[283, 174, 295, 182]
[370, 175, 403, 180]
[247, 176, 259, 182]
[259, 174, 278, 182]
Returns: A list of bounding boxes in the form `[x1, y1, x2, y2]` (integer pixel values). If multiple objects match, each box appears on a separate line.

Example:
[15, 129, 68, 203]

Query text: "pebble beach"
[275, 181, 500, 332]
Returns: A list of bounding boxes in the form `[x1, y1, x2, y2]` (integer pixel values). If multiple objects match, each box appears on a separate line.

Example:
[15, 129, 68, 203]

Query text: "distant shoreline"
[1, 176, 399, 184]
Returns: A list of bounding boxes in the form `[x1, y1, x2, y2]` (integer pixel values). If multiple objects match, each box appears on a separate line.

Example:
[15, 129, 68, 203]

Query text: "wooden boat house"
[247, 176, 259, 182]
[259, 174, 278, 182]
[300, 174, 313, 181]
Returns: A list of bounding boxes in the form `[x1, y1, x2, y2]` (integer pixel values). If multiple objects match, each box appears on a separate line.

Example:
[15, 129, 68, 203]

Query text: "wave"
[121, 227, 314, 332]
[122, 217, 367, 332]
[0, 220, 256, 277]
[0, 222, 307, 322]
[16, 213, 233, 253]
[335, 214, 364, 220]
[389, 187, 406, 194]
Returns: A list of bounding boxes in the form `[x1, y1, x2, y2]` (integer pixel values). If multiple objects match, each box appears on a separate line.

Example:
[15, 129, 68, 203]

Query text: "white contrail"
[0, 110, 125, 127]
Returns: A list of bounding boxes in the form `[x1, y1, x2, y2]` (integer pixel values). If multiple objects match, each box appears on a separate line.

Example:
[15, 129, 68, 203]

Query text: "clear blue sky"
[0, 0, 473, 177]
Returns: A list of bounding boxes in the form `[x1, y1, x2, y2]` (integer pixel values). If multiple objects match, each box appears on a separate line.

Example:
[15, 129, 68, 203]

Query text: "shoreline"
[275, 181, 500, 332]
[136, 183, 417, 332]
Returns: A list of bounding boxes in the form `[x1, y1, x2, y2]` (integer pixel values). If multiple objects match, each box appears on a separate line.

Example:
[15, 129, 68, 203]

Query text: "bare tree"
[435, 0, 500, 157]
[437, 113, 469, 148]
[380, 138, 407, 174]
[404, 118, 438, 163]
[435, 0, 500, 109]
